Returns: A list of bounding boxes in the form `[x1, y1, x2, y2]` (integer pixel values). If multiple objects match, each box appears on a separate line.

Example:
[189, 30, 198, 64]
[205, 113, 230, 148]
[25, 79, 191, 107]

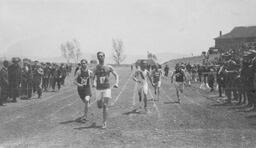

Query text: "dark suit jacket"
[8, 64, 22, 86]
[0, 67, 8, 87]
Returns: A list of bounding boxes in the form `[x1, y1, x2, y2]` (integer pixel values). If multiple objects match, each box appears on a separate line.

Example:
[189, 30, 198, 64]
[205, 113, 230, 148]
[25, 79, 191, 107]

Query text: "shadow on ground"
[59, 117, 88, 125]
[74, 122, 102, 130]
[122, 109, 144, 115]
[164, 101, 179, 104]
[246, 115, 256, 119]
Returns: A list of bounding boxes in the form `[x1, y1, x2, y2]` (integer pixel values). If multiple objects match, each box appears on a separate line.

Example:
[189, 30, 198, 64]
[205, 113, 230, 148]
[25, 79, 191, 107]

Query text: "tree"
[66, 41, 75, 60]
[112, 39, 126, 65]
[152, 54, 157, 61]
[73, 39, 82, 63]
[60, 39, 82, 63]
[147, 51, 157, 61]
[61, 43, 69, 63]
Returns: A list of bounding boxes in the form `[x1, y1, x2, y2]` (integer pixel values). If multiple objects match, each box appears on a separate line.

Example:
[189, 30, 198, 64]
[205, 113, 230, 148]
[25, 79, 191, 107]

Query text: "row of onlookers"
[0, 57, 72, 106]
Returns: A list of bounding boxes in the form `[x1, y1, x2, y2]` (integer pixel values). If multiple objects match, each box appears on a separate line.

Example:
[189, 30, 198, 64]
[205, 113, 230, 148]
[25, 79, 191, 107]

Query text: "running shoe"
[97, 99, 103, 109]
[102, 122, 107, 129]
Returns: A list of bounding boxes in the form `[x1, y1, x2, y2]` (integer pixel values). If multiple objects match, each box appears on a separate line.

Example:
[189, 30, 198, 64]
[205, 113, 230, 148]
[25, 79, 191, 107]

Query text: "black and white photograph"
[1, 0, 256, 147]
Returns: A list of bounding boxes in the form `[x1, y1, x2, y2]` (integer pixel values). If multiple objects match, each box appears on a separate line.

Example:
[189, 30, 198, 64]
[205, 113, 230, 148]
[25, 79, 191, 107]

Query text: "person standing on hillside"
[92, 51, 119, 129]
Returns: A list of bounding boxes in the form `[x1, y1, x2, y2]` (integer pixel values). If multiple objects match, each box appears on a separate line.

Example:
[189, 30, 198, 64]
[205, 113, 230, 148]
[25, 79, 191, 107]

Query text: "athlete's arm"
[109, 65, 119, 88]
[88, 70, 94, 86]
[171, 71, 174, 83]
[73, 70, 82, 87]
[160, 70, 163, 80]
[147, 70, 154, 86]
[182, 70, 186, 82]
[92, 67, 97, 88]
[150, 71, 155, 86]
[133, 71, 141, 83]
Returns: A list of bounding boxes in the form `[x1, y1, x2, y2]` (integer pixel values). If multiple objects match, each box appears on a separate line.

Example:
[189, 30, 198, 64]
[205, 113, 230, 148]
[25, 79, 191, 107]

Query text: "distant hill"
[125, 52, 188, 64]
[163, 54, 220, 69]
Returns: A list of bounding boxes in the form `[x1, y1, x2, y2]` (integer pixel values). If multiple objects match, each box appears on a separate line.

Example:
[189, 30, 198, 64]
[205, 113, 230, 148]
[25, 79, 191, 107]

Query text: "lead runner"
[92, 51, 119, 129]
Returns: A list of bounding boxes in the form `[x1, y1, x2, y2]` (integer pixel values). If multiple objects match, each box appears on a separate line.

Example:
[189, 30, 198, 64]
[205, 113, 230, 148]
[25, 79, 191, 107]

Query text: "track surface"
[1, 67, 256, 148]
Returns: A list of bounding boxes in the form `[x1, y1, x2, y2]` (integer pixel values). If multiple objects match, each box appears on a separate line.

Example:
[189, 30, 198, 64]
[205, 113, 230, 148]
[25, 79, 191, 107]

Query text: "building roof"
[135, 59, 157, 65]
[215, 26, 256, 40]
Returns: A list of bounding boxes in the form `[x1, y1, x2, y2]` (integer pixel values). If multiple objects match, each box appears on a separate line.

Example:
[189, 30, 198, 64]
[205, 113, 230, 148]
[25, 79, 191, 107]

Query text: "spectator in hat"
[59, 63, 67, 86]
[42, 63, 51, 92]
[244, 51, 256, 111]
[0, 60, 9, 105]
[217, 64, 225, 97]
[223, 53, 239, 104]
[32, 61, 44, 98]
[208, 67, 215, 92]
[8, 57, 22, 102]
[21, 59, 33, 99]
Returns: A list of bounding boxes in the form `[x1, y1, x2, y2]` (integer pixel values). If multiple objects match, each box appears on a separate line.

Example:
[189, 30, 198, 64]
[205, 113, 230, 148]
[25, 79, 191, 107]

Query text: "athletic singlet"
[152, 70, 161, 83]
[135, 69, 148, 85]
[76, 69, 91, 87]
[94, 65, 112, 90]
[174, 70, 185, 82]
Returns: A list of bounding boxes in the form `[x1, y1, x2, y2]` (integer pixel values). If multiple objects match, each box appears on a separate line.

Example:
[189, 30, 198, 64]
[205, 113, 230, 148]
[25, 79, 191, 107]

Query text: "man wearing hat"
[59, 63, 67, 86]
[0, 60, 9, 105]
[32, 61, 44, 98]
[243, 50, 256, 111]
[42, 63, 51, 92]
[21, 59, 33, 99]
[8, 57, 22, 102]
[222, 53, 239, 104]
[239, 51, 252, 106]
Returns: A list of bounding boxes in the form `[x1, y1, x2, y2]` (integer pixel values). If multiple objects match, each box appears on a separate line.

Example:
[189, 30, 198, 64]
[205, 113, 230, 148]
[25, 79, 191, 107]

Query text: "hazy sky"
[1, 0, 256, 60]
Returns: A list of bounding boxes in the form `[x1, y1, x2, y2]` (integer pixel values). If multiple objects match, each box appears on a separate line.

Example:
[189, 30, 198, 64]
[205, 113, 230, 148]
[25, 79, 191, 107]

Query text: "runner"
[133, 60, 153, 112]
[73, 59, 93, 122]
[92, 51, 119, 129]
[171, 64, 186, 103]
[151, 64, 163, 101]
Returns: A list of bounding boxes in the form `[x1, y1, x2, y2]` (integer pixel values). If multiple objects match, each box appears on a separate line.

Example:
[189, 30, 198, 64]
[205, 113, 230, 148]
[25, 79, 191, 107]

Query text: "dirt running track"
[1, 67, 256, 148]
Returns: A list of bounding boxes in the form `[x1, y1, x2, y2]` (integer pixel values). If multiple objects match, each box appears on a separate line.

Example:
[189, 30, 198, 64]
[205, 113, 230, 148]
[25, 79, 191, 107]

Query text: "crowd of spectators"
[171, 49, 256, 111]
[0, 57, 72, 106]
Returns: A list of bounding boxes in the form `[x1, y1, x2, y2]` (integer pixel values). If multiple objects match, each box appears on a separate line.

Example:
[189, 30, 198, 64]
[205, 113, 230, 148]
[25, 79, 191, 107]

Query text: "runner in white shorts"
[151, 65, 163, 101]
[171, 64, 186, 104]
[92, 51, 119, 129]
[133, 60, 153, 112]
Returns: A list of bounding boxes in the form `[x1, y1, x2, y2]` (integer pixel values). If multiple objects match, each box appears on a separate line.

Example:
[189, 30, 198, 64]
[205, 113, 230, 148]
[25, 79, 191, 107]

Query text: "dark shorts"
[77, 86, 92, 99]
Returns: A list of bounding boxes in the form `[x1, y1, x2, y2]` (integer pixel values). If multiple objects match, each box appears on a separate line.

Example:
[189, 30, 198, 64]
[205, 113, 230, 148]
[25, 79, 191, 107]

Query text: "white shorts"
[154, 81, 161, 88]
[174, 82, 184, 92]
[96, 88, 112, 100]
[137, 83, 148, 95]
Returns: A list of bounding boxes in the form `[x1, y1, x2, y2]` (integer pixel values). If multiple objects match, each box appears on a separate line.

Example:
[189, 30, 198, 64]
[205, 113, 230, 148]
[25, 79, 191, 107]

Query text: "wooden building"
[135, 59, 157, 69]
[214, 26, 256, 53]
